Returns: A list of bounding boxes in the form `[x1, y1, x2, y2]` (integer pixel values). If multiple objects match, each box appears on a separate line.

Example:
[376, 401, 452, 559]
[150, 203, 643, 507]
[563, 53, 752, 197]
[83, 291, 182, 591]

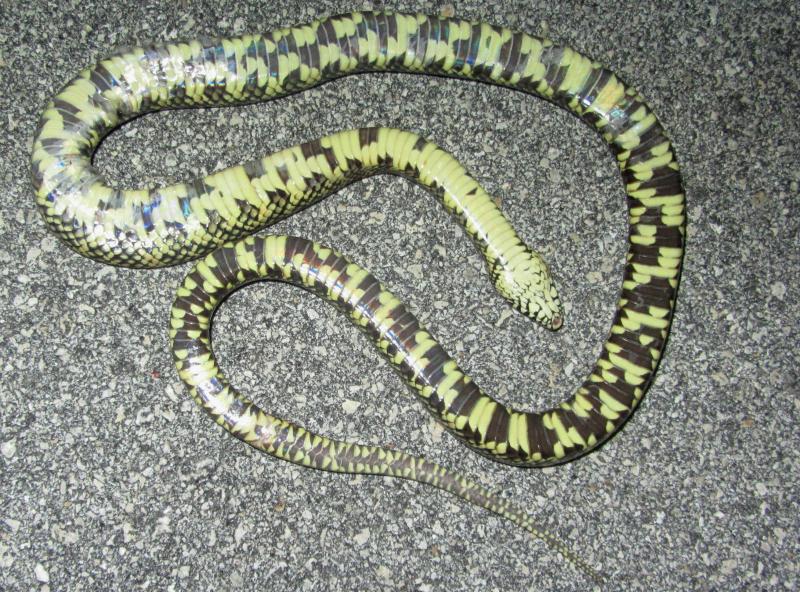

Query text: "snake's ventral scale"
[31, 10, 685, 584]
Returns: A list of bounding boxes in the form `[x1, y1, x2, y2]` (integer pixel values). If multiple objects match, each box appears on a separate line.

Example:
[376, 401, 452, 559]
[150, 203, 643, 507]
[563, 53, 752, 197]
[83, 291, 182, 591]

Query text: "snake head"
[493, 247, 564, 330]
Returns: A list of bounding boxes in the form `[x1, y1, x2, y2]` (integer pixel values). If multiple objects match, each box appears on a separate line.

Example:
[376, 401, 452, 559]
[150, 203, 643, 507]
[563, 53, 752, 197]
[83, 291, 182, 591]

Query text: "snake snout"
[494, 249, 564, 330]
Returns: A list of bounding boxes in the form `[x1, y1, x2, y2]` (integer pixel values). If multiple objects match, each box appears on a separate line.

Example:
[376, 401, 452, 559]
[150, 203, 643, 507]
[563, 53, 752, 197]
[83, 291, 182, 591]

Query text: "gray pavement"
[1, 1, 797, 590]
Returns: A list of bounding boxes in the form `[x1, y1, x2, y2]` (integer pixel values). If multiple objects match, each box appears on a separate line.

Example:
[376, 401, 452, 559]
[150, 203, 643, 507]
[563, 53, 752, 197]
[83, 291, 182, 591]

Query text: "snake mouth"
[550, 314, 563, 331]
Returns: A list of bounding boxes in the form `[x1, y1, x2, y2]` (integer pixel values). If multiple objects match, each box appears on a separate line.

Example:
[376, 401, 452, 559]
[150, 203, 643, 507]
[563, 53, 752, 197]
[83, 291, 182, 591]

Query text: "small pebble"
[354, 528, 370, 545]
[341, 399, 360, 414]
[1, 439, 15, 459]
[34, 563, 49, 583]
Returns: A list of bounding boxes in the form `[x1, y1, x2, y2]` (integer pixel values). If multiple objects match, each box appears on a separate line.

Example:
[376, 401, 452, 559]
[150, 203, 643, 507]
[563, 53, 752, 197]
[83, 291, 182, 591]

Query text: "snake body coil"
[32, 11, 685, 582]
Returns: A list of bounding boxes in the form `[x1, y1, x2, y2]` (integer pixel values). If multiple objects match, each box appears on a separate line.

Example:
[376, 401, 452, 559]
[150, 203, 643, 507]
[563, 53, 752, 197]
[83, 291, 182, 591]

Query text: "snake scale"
[31, 10, 685, 584]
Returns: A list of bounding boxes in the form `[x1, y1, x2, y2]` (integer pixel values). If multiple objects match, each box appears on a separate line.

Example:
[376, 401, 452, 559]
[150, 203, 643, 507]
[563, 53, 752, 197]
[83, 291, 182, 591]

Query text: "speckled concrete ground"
[1, 1, 797, 591]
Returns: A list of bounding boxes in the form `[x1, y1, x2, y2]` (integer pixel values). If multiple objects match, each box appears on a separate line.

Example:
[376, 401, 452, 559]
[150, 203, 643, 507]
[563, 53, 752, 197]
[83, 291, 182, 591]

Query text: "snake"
[31, 10, 685, 584]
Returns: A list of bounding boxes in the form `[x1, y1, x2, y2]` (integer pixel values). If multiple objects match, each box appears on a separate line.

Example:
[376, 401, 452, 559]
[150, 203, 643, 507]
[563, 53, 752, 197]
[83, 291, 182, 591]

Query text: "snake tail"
[169, 234, 602, 582]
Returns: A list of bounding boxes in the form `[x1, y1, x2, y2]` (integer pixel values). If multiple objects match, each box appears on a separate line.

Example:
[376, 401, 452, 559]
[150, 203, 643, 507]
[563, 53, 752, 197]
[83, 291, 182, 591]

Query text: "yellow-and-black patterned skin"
[31, 10, 685, 583]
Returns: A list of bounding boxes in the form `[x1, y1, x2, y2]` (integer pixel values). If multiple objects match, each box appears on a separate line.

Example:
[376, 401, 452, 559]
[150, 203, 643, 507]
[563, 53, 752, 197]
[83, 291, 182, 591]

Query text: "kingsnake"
[31, 10, 685, 584]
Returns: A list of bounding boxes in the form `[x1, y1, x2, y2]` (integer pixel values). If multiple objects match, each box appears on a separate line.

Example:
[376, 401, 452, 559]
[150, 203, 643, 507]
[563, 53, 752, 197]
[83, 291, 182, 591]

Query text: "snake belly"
[31, 10, 686, 582]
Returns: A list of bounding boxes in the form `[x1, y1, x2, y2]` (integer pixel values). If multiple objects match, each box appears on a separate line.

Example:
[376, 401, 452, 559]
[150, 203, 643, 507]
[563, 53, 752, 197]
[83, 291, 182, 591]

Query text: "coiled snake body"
[32, 11, 685, 583]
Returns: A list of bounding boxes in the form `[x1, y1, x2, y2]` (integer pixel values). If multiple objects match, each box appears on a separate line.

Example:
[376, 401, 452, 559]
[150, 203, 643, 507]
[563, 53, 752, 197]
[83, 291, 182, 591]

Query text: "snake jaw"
[493, 250, 564, 331]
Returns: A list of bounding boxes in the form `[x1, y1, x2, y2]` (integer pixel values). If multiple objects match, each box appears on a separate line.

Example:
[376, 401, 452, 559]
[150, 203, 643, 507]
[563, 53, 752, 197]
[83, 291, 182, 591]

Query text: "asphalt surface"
[1, 1, 798, 590]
